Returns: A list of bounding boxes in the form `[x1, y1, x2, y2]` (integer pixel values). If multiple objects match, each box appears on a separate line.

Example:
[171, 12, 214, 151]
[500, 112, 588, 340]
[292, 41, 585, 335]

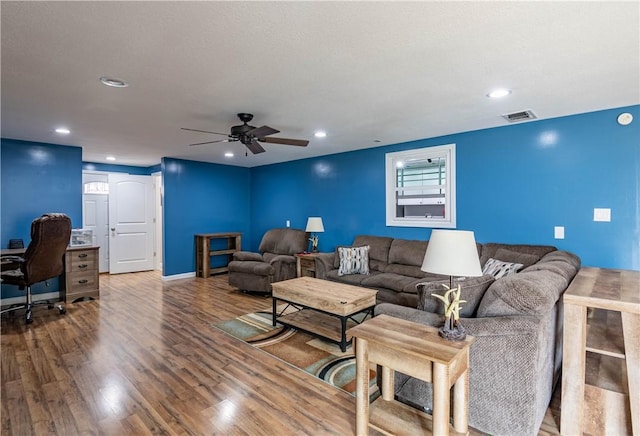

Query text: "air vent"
[502, 110, 537, 122]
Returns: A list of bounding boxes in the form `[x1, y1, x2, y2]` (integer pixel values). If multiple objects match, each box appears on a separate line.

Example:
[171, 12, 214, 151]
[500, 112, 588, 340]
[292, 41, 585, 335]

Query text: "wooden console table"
[195, 232, 241, 277]
[350, 314, 474, 435]
[561, 267, 639, 436]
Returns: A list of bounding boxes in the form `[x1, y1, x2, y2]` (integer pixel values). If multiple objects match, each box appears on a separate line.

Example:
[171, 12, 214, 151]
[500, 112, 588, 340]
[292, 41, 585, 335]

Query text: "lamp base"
[438, 322, 466, 341]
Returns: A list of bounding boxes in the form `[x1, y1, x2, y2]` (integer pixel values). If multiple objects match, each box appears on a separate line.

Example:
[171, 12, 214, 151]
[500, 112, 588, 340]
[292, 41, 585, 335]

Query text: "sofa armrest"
[375, 303, 541, 337]
[314, 252, 335, 279]
[269, 254, 296, 265]
[233, 251, 264, 262]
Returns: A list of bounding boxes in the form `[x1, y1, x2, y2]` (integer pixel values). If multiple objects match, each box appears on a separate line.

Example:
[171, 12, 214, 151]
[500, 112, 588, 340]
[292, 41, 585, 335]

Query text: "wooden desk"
[350, 314, 474, 436]
[195, 232, 242, 277]
[1, 246, 100, 303]
[561, 267, 639, 436]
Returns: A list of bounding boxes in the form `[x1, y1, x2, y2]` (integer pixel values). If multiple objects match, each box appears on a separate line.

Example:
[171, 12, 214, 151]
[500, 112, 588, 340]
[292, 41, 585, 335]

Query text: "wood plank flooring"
[1, 272, 562, 435]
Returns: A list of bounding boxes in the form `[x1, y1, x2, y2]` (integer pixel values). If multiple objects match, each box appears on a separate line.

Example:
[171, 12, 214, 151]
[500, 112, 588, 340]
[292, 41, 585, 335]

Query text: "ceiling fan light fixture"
[100, 76, 128, 88]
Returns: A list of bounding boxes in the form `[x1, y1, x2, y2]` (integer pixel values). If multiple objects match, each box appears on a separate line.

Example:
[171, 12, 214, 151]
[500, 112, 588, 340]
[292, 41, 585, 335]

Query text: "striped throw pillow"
[338, 245, 370, 276]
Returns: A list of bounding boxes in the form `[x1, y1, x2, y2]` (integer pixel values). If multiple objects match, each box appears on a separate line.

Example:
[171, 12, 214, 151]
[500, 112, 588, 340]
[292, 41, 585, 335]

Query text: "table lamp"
[305, 217, 324, 252]
[421, 229, 482, 340]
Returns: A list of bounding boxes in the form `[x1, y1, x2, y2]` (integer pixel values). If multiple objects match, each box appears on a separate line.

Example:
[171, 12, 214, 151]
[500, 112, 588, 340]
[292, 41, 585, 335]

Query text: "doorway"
[82, 171, 162, 274]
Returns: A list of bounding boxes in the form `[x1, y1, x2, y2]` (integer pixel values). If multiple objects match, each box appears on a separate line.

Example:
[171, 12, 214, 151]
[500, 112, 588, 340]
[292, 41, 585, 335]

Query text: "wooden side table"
[295, 252, 320, 277]
[195, 232, 241, 277]
[350, 314, 474, 436]
[561, 267, 639, 436]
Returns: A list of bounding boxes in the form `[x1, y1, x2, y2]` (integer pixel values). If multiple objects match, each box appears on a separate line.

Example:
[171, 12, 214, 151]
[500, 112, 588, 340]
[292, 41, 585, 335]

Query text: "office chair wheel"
[25, 311, 33, 324]
[58, 306, 66, 315]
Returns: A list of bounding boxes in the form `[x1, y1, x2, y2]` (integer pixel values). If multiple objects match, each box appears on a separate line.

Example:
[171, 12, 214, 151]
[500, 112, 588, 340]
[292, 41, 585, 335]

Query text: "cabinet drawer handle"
[78, 279, 88, 284]
[78, 264, 88, 269]
[78, 254, 88, 258]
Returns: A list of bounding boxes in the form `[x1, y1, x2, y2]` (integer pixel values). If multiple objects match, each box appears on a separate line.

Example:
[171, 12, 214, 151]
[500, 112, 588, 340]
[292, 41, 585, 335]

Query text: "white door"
[82, 172, 110, 272]
[108, 174, 155, 274]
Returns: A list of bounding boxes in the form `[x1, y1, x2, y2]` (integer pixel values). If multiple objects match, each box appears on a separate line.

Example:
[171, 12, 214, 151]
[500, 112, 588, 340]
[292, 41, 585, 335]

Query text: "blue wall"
[1, 138, 83, 297]
[162, 157, 251, 276]
[250, 106, 640, 270]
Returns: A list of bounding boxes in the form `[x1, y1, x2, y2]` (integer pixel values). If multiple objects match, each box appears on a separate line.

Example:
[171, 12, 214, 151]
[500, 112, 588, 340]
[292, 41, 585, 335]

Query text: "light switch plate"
[594, 208, 611, 222]
[554, 226, 565, 239]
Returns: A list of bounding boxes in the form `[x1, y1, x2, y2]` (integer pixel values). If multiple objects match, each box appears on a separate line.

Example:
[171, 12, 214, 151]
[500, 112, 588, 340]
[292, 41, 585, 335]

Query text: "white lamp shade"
[305, 217, 325, 232]
[421, 229, 482, 277]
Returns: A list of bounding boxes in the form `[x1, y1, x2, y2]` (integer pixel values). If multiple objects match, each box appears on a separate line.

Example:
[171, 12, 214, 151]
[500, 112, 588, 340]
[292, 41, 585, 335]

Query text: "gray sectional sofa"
[316, 235, 580, 435]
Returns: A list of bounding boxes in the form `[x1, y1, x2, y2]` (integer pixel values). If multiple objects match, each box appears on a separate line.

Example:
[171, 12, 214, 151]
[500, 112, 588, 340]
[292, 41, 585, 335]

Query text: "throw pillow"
[482, 257, 524, 279]
[493, 248, 540, 269]
[416, 274, 495, 317]
[338, 245, 370, 276]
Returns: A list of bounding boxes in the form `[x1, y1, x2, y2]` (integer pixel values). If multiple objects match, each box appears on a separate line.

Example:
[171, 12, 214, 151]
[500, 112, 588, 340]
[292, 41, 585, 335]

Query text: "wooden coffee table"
[271, 276, 378, 351]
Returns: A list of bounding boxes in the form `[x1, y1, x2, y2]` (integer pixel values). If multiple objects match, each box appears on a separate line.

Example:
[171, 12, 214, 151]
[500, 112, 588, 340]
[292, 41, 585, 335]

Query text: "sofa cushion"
[384, 263, 431, 278]
[388, 239, 428, 267]
[494, 248, 540, 268]
[476, 270, 567, 317]
[258, 228, 308, 255]
[417, 275, 495, 317]
[352, 235, 393, 272]
[338, 245, 370, 276]
[479, 243, 556, 269]
[482, 258, 524, 278]
[360, 273, 423, 293]
[326, 269, 380, 285]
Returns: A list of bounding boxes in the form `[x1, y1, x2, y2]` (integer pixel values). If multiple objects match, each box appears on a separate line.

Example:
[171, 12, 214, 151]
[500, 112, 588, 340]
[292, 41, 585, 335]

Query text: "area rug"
[214, 310, 378, 398]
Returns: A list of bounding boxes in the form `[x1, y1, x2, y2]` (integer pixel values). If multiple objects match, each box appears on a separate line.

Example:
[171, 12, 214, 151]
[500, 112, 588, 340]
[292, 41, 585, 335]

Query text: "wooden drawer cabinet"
[62, 246, 100, 303]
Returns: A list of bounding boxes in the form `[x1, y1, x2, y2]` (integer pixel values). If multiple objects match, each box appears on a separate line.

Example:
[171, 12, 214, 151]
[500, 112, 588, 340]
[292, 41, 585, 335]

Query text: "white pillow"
[482, 257, 524, 279]
[338, 245, 370, 276]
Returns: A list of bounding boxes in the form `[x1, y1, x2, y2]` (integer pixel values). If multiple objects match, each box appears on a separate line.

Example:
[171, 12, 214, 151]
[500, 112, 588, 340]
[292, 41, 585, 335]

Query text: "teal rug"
[214, 310, 378, 398]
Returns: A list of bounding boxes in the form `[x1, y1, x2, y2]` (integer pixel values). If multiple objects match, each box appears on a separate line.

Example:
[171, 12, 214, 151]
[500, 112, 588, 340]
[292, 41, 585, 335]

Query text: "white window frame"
[385, 144, 456, 228]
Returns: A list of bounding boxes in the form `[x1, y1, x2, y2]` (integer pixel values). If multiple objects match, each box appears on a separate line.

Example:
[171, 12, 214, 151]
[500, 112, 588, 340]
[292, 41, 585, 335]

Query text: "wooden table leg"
[381, 366, 394, 401]
[561, 303, 587, 436]
[621, 312, 639, 436]
[355, 337, 370, 436]
[453, 366, 469, 433]
[433, 362, 450, 436]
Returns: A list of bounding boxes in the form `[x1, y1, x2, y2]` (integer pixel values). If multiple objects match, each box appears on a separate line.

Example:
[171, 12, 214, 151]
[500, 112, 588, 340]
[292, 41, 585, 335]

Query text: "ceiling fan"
[182, 113, 309, 154]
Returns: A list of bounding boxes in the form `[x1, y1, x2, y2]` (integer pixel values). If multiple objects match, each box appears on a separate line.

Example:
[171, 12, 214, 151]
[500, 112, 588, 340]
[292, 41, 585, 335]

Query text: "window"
[385, 144, 456, 228]
[83, 181, 109, 195]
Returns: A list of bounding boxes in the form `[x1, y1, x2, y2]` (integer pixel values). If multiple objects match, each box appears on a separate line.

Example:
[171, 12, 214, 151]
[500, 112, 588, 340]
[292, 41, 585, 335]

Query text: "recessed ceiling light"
[100, 76, 128, 88]
[487, 88, 511, 98]
[55, 127, 70, 134]
[314, 131, 327, 138]
[106, 156, 116, 161]
[224, 152, 234, 158]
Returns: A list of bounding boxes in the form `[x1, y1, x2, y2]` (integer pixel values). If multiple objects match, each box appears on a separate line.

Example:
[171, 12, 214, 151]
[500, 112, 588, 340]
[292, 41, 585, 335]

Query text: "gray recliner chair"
[228, 228, 308, 294]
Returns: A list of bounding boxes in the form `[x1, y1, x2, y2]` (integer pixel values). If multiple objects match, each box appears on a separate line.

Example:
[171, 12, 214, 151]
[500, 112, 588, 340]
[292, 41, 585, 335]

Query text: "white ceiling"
[2, 1, 638, 168]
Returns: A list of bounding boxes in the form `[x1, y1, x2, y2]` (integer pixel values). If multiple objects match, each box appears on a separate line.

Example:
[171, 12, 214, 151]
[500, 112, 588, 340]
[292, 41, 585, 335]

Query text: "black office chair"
[1, 213, 72, 324]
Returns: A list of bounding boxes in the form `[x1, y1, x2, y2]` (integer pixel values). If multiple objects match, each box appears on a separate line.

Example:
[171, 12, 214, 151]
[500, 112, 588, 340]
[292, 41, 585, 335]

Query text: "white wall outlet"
[554, 226, 565, 239]
[593, 208, 611, 222]
[286, 220, 290, 228]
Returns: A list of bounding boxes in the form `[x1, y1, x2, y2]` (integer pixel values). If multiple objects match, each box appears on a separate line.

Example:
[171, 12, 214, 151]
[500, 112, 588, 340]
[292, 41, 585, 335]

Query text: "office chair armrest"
[1, 255, 24, 272]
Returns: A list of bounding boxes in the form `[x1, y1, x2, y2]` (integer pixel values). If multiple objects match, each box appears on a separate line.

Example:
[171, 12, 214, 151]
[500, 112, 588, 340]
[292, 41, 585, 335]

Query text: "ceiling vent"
[502, 110, 537, 122]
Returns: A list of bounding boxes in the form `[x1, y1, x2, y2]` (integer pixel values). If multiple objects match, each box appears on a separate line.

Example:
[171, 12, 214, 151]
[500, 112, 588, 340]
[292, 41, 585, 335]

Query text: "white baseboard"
[1, 291, 60, 307]
[161, 272, 196, 281]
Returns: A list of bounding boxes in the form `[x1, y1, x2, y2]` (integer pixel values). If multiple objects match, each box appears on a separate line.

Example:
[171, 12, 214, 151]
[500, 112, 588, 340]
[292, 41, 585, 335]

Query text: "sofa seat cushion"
[228, 260, 274, 277]
[326, 269, 381, 285]
[385, 263, 430, 278]
[417, 275, 495, 317]
[360, 273, 422, 293]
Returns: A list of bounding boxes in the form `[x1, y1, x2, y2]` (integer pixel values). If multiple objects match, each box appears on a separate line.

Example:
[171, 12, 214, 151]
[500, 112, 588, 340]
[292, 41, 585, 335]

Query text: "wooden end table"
[295, 252, 320, 277]
[350, 314, 475, 436]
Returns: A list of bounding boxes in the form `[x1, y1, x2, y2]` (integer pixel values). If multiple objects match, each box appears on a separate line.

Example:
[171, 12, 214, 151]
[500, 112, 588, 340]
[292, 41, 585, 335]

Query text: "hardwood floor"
[1, 272, 562, 435]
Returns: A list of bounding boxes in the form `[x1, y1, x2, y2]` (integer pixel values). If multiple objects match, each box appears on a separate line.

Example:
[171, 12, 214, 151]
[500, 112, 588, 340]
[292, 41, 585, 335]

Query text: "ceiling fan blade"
[247, 125, 279, 138]
[181, 127, 229, 136]
[246, 139, 266, 154]
[188, 139, 232, 146]
[259, 137, 309, 147]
